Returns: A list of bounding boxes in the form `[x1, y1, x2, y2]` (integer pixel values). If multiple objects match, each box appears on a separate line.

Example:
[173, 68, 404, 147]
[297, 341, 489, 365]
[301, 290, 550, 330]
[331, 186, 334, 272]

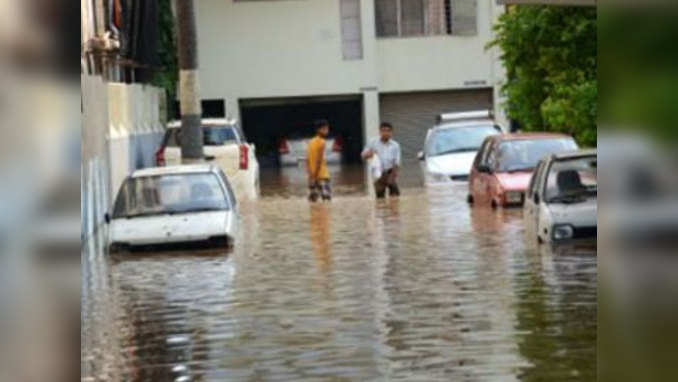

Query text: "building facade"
[194, 0, 506, 164]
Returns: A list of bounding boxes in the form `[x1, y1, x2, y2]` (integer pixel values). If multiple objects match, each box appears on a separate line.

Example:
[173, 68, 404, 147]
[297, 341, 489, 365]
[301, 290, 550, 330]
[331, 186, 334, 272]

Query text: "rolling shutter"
[379, 89, 492, 164]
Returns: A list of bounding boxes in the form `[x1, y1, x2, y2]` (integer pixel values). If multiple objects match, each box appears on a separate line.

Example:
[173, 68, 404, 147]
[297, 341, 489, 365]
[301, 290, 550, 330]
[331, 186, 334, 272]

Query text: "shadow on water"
[83, 166, 596, 381]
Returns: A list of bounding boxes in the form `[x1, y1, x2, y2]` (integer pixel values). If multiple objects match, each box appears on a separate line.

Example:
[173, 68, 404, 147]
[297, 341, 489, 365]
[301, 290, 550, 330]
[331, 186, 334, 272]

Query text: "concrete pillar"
[225, 97, 241, 122]
[362, 90, 380, 144]
[177, 0, 204, 162]
[490, 2, 509, 131]
[362, 90, 380, 196]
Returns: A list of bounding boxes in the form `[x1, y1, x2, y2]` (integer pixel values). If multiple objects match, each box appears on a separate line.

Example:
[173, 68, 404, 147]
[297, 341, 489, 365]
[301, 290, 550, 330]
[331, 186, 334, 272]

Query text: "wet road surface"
[82, 165, 596, 381]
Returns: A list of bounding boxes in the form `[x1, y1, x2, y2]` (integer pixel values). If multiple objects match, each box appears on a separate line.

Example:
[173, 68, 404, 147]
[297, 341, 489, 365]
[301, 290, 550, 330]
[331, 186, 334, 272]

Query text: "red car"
[468, 133, 579, 208]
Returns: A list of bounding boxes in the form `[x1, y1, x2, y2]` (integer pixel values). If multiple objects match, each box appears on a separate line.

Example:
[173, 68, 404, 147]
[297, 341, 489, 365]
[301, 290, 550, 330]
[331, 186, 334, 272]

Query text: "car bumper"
[110, 234, 233, 252]
[549, 225, 597, 243]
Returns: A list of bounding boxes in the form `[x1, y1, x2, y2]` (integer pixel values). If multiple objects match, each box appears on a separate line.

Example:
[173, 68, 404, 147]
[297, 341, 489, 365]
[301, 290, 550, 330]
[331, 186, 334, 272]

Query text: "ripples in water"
[83, 176, 596, 381]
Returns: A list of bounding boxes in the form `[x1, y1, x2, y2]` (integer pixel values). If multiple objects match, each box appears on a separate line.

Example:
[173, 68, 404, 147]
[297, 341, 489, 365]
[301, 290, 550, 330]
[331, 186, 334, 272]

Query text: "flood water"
[82, 165, 596, 381]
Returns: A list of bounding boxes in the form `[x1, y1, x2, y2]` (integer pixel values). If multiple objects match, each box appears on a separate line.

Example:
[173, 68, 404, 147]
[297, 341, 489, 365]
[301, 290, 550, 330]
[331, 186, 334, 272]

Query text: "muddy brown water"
[82, 165, 596, 381]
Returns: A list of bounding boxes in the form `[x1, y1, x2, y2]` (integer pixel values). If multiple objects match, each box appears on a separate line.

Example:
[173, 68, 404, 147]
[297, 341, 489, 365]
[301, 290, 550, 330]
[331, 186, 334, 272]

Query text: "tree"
[152, 0, 178, 121]
[489, 5, 597, 147]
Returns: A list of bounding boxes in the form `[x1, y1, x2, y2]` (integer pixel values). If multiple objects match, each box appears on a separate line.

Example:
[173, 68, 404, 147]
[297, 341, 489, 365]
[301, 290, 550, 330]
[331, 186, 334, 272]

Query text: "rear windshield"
[113, 173, 230, 218]
[545, 156, 597, 202]
[497, 138, 578, 172]
[166, 125, 240, 147]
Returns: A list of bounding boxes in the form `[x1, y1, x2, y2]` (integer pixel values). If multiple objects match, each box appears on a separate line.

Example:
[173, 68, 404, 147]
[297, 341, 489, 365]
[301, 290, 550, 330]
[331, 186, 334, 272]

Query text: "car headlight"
[505, 191, 523, 204]
[552, 224, 575, 241]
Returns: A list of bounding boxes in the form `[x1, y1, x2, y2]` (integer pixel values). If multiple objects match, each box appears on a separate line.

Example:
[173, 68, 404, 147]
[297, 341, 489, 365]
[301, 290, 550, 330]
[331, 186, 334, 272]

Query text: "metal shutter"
[379, 89, 492, 163]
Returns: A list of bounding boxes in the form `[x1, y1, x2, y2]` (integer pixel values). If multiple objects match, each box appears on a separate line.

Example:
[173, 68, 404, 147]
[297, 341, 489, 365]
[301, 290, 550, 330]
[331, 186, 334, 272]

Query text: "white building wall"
[196, 0, 378, 117]
[377, 0, 497, 93]
[196, 0, 502, 99]
[195, 0, 505, 137]
[81, 75, 165, 240]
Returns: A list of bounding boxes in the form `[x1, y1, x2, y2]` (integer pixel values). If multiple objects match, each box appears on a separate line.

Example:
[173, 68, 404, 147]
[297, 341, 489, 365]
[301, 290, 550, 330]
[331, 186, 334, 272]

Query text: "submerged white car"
[106, 164, 238, 251]
[525, 150, 597, 244]
[419, 111, 502, 183]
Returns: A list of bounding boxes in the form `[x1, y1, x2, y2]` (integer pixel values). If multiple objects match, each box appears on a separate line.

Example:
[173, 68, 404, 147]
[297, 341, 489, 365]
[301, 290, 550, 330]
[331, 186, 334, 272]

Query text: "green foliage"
[489, 6, 597, 147]
[599, 9, 678, 142]
[152, 0, 178, 120]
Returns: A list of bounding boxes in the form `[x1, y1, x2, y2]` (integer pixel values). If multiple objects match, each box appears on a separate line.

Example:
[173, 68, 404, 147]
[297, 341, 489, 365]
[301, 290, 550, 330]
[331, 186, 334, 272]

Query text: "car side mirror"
[104, 213, 111, 224]
[533, 194, 540, 204]
[477, 164, 492, 174]
[417, 151, 425, 161]
[205, 155, 216, 161]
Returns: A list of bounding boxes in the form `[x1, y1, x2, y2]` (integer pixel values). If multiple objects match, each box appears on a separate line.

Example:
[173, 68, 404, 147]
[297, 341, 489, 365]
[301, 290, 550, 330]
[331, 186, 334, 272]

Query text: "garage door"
[379, 89, 493, 164]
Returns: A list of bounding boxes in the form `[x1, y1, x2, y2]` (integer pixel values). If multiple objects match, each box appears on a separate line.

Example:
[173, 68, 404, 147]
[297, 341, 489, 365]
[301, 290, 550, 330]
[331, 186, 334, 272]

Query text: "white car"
[156, 118, 260, 200]
[279, 132, 343, 166]
[419, 110, 502, 183]
[524, 150, 597, 244]
[106, 164, 239, 251]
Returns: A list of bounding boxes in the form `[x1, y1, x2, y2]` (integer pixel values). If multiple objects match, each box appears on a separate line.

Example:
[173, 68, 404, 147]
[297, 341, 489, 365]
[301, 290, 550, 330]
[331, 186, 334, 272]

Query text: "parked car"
[156, 118, 259, 199]
[279, 131, 343, 166]
[524, 150, 597, 244]
[468, 133, 579, 208]
[106, 164, 238, 251]
[418, 110, 502, 183]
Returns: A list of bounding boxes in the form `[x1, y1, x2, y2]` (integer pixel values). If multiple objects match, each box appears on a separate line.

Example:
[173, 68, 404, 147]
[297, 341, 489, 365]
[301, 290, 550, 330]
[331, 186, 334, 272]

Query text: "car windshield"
[427, 125, 499, 156]
[496, 138, 578, 172]
[112, 173, 230, 218]
[203, 126, 238, 145]
[545, 156, 597, 203]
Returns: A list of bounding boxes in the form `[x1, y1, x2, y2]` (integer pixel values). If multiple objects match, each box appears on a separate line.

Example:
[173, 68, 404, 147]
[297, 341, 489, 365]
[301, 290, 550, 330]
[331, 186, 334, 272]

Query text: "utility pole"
[175, 0, 204, 163]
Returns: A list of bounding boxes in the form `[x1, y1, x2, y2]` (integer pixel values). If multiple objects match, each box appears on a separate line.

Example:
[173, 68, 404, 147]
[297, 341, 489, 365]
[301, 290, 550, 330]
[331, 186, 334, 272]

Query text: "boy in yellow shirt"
[307, 119, 332, 202]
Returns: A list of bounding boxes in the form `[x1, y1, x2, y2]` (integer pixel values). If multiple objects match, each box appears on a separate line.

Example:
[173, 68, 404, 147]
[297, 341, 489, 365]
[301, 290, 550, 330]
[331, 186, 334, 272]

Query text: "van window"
[166, 125, 241, 147]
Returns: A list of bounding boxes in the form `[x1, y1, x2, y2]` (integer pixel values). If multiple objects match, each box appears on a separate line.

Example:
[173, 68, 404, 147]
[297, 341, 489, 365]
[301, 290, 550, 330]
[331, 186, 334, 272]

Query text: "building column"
[225, 97, 241, 122]
[490, 1, 509, 131]
[363, 89, 380, 195]
[362, 89, 380, 143]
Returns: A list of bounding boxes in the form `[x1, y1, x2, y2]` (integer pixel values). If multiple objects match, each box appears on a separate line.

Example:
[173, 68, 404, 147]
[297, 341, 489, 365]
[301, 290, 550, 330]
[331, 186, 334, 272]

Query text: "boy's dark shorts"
[309, 179, 332, 202]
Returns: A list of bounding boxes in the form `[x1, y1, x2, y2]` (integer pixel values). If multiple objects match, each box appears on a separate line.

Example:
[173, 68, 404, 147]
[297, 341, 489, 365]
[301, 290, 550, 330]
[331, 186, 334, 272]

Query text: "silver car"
[279, 132, 343, 166]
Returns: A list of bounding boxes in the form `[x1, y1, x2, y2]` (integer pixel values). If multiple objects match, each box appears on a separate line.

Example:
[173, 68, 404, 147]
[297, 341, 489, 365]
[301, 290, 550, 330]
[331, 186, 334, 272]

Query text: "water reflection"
[514, 244, 597, 381]
[82, 168, 596, 381]
[309, 204, 331, 276]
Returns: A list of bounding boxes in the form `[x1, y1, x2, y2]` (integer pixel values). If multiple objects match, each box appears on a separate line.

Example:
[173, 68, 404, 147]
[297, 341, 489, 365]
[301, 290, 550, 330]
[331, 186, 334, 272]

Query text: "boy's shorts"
[309, 179, 332, 202]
